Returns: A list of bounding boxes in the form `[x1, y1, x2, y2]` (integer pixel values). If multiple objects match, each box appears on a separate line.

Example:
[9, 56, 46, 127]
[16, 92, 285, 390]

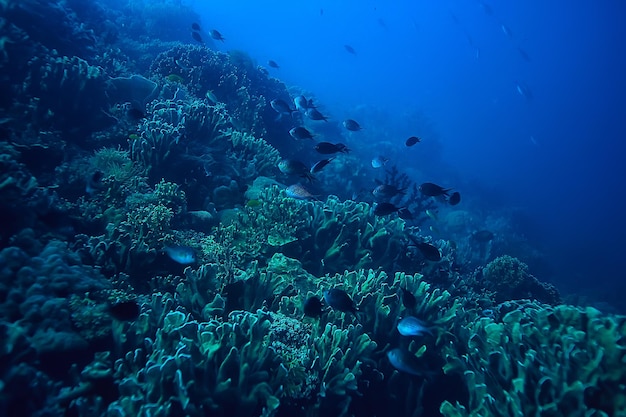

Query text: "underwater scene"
[1, 0, 625, 416]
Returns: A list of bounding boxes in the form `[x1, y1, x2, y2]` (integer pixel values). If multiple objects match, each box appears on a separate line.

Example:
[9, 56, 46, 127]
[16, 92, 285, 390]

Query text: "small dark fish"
[209, 29, 225, 42]
[373, 202, 401, 216]
[303, 296, 323, 317]
[289, 126, 314, 140]
[448, 191, 461, 206]
[419, 182, 451, 197]
[398, 208, 414, 220]
[517, 47, 531, 62]
[412, 240, 441, 262]
[397, 316, 434, 337]
[286, 184, 318, 200]
[377, 18, 387, 31]
[86, 170, 104, 194]
[305, 107, 328, 122]
[271, 99, 296, 118]
[164, 245, 196, 265]
[310, 158, 334, 174]
[373, 184, 406, 200]
[191, 31, 203, 44]
[268, 60, 280, 69]
[405, 136, 421, 147]
[472, 230, 494, 242]
[109, 300, 140, 322]
[344, 44, 357, 55]
[400, 287, 417, 309]
[343, 119, 362, 131]
[387, 348, 425, 376]
[127, 107, 145, 120]
[323, 288, 357, 314]
[294, 95, 315, 113]
[279, 159, 314, 182]
[315, 142, 349, 154]
[191, 22, 201, 32]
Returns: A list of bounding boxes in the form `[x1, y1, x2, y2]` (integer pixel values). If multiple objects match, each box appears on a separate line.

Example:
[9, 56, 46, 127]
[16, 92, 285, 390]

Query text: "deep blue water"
[191, 0, 626, 308]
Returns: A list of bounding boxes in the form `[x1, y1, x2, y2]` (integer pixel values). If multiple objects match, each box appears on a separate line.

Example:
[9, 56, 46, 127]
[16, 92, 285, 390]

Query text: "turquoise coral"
[440, 301, 626, 417]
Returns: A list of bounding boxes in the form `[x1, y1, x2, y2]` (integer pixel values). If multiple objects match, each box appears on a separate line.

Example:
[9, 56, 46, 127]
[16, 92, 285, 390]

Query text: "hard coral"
[483, 255, 560, 304]
[441, 302, 626, 417]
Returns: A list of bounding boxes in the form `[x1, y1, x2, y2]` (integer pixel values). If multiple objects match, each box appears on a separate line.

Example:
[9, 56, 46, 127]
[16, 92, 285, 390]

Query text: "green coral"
[440, 302, 626, 417]
[228, 129, 281, 181]
[483, 255, 560, 304]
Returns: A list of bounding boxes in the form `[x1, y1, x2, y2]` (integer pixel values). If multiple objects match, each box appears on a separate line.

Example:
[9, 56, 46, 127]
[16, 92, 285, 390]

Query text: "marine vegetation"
[0, 1, 623, 417]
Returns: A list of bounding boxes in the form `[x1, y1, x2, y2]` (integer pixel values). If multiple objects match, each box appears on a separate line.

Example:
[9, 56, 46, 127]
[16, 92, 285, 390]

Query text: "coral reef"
[151, 44, 292, 140]
[1, 1, 623, 417]
[19, 54, 115, 139]
[440, 301, 626, 417]
[482, 255, 561, 304]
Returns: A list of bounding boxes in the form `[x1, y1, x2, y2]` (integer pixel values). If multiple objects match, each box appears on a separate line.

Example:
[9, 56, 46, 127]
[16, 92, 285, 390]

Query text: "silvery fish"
[279, 159, 315, 182]
[371, 156, 389, 168]
[343, 119, 362, 131]
[289, 127, 314, 140]
[294, 95, 316, 112]
[286, 184, 318, 200]
[164, 246, 196, 265]
[397, 316, 434, 337]
[373, 184, 405, 200]
[209, 29, 225, 42]
[386, 348, 424, 376]
[310, 158, 334, 174]
[271, 99, 296, 119]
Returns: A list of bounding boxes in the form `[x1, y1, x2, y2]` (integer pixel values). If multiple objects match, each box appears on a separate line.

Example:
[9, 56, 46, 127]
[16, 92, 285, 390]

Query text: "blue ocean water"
[194, 0, 626, 308]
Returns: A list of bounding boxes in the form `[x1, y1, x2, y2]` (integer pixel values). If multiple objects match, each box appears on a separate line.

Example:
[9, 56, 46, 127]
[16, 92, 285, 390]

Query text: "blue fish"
[386, 348, 424, 376]
[164, 246, 196, 265]
[397, 316, 434, 337]
[323, 288, 357, 315]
